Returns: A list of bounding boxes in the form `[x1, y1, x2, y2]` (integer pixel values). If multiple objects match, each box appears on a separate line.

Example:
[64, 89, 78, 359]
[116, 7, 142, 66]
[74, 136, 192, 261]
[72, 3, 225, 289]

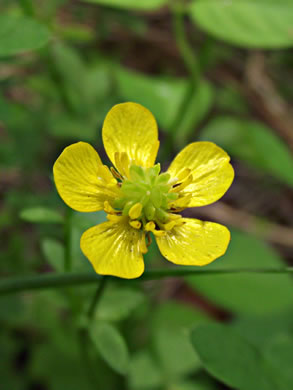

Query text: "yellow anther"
[163, 220, 177, 231]
[120, 152, 130, 178]
[177, 168, 191, 182]
[99, 165, 117, 185]
[145, 221, 166, 236]
[170, 194, 192, 208]
[140, 233, 148, 254]
[129, 220, 141, 229]
[168, 213, 182, 220]
[171, 174, 193, 193]
[145, 221, 156, 231]
[107, 214, 124, 223]
[104, 200, 116, 214]
[110, 167, 123, 180]
[129, 202, 143, 219]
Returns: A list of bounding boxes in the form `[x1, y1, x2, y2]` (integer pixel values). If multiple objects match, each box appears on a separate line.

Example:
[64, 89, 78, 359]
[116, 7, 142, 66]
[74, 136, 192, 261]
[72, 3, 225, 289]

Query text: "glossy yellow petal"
[156, 218, 230, 266]
[80, 218, 145, 279]
[168, 142, 234, 207]
[102, 102, 159, 170]
[53, 142, 119, 212]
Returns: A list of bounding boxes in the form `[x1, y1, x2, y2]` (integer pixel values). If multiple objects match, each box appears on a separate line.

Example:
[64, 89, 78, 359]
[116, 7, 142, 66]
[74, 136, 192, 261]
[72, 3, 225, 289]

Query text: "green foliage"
[90, 322, 129, 374]
[200, 116, 293, 187]
[191, 323, 293, 390]
[82, 0, 168, 10]
[0, 14, 51, 56]
[190, 0, 293, 48]
[20, 207, 64, 224]
[41, 238, 65, 272]
[187, 230, 293, 315]
[95, 286, 145, 321]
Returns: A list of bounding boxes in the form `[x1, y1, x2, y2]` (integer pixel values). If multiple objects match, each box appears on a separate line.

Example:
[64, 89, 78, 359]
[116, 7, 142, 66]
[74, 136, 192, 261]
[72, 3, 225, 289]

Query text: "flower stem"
[64, 208, 73, 272]
[162, 3, 200, 160]
[1, 268, 293, 295]
[87, 276, 108, 321]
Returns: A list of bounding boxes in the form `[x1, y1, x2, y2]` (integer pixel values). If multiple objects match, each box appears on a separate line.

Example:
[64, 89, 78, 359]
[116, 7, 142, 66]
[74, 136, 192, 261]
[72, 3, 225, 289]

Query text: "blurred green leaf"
[152, 302, 209, 379]
[0, 14, 51, 56]
[90, 322, 129, 374]
[20, 207, 64, 224]
[82, 0, 168, 10]
[200, 116, 293, 187]
[187, 230, 293, 315]
[232, 309, 293, 348]
[128, 351, 163, 390]
[115, 67, 213, 132]
[41, 238, 64, 272]
[191, 323, 276, 390]
[96, 286, 145, 321]
[190, 0, 293, 49]
[265, 336, 293, 388]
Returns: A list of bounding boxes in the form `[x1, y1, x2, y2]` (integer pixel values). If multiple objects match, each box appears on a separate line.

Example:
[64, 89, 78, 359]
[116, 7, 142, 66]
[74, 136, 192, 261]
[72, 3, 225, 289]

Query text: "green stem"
[162, 4, 200, 160]
[87, 276, 108, 321]
[1, 268, 293, 295]
[64, 208, 73, 272]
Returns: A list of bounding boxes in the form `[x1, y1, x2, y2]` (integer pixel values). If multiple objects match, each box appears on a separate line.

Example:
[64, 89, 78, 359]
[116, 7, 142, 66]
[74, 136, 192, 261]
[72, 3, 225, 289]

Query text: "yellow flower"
[53, 102, 234, 279]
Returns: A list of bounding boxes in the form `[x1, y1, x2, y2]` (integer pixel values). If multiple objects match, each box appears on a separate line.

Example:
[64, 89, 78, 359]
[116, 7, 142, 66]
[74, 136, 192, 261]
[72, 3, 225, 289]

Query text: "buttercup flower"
[53, 102, 234, 279]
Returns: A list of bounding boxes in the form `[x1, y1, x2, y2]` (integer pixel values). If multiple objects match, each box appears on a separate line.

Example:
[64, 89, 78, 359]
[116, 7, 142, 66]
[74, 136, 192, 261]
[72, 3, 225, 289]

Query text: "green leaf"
[96, 286, 145, 321]
[41, 238, 64, 272]
[152, 302, 209, 379]
[190, 0, 293, 49]
[187, 230, 293, 315]
[115, 67, 213, 132]
[82, 0, 167, 10]
[90, 322, 129, 374]
[191, 323, 276, 390]
[128, 351, 163, 390]
[20, 207, 63, 224]
[0, 14, 51, 57]
[265, 336, 293, 388]
[200, 116, 293, 187]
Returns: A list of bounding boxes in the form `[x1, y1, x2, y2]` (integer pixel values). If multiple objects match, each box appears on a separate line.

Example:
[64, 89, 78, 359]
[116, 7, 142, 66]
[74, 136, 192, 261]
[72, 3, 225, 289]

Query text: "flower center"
[114, 164, 178, 224]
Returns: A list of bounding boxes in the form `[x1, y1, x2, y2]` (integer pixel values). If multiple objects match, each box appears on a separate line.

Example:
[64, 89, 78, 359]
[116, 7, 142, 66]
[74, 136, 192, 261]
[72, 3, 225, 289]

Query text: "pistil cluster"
[103, 153, 193, 236]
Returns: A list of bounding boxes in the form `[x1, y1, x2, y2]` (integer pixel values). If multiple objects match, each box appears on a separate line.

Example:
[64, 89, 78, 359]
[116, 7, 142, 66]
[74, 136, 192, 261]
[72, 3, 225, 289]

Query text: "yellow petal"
[80, 219, 145, 279]
[168, 142, 234, 207]
[102, 102, 159, 170]
[156, 218, 230, 266]
[53, 142, 118, 212]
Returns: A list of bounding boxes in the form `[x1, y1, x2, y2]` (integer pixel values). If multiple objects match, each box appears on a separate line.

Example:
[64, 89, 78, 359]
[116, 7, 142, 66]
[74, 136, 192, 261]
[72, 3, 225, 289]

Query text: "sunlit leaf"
[190, 0, 293, 49]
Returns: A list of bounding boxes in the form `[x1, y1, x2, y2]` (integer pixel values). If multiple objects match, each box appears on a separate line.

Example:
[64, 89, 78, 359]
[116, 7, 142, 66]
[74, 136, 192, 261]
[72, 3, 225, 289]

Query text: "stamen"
[129, 220, 141, 229]
[110, 167, 123, 181]
[104, 200, 116, 214]
[129, 202, 143, 219]
[107, 214, 124, 223]
[170, 174, 193, 193]
[145, 221, 166, 237]
[140, 233, 148, 254]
